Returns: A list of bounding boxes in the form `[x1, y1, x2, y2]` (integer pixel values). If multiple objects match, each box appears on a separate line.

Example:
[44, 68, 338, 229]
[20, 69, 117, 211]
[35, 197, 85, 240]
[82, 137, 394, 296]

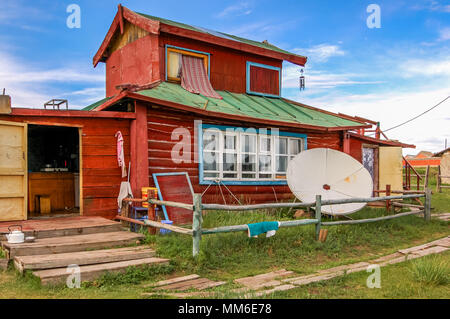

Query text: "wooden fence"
[119, 190, 432, 257]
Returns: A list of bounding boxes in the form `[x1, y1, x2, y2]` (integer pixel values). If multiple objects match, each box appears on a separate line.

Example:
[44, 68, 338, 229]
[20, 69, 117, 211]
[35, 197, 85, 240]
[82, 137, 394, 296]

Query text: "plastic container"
[159, 220, 173, 234]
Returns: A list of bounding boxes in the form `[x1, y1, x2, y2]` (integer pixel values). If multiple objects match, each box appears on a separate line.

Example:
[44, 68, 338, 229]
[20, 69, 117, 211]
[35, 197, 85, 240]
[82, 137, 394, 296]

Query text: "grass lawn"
[0, 177, 448, 299]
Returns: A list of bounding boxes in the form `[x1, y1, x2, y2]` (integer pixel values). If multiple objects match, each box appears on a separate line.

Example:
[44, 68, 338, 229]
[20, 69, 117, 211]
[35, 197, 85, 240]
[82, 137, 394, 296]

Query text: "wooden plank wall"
[147, 106, 343, 204]
[160, 34, 283, 94]
[0, 114, 132, 219]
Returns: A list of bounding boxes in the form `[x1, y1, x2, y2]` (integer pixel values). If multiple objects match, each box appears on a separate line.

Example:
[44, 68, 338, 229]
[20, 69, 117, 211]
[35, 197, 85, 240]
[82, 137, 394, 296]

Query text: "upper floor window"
[166, 45, 210, 82]
[246, 61, 281, 98]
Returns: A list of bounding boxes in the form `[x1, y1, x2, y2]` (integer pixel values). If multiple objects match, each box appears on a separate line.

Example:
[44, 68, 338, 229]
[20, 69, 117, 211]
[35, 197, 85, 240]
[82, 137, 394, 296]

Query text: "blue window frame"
[165, 45, 211, 81]
[198, 123, 307, 185]
[246, 61, 281, 98]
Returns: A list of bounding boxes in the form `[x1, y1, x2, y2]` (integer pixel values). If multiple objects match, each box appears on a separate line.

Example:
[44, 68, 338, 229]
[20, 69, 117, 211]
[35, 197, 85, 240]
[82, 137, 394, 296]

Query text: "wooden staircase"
[0, 218, 169, 286]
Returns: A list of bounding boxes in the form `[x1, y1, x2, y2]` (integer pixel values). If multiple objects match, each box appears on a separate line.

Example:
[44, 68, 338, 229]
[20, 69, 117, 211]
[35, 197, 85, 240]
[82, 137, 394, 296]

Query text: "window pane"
[167, 51, 182, 79]
[259, 173, 271, 179]
[223, 153, 237, 171]
[289, 139, 302, 155]
[223, 173, 237, 179]
[203, 130, 219, 151]
[276, 137, 287, 154]
[224, 134, 236, 150]
[204, 172, 219, 178]
[241, 154, 256, 172]
[260, 136, 271, 152]
[242, 173, 256, 179]
[276, 156, 288, 172]
[241, 135, 256, 153]
[259, 155, 271, 172]
[203, 152, 218, 171]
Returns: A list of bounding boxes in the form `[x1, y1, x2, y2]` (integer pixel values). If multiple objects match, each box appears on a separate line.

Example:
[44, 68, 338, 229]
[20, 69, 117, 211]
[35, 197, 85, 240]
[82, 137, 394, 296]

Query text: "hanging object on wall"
[299, 69, 305, 91]
[115, 131, 127, 178]
[287, 148, 373, 215]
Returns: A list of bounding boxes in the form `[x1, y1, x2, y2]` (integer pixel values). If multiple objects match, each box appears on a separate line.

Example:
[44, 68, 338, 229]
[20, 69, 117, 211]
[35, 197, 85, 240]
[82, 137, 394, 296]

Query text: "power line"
[382, 95, 450, 133]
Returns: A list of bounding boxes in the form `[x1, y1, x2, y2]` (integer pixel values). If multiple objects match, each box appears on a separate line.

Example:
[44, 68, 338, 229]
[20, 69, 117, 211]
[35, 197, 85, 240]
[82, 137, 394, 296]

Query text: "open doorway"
[27, 124, 80, 218]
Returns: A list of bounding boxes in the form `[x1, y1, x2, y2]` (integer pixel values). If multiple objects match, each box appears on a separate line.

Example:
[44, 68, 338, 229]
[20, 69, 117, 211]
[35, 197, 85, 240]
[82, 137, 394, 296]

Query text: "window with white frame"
[201, 127, 306, 183]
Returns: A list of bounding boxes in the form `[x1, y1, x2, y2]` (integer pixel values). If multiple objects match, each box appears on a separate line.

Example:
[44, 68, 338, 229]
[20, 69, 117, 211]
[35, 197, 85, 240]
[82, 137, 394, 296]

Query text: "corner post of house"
[424, 188, 432, 222]
[130, 100, 149, 198]
[375, 122, 381, 140]
[192, 193, 203, 257]
[315, 195, 322, 241]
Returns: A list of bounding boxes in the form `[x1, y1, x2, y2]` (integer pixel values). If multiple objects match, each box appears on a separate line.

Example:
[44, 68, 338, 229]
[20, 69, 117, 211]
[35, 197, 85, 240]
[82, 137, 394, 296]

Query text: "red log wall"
[146, 105, 343, 204]
[0, 112, 133, 219]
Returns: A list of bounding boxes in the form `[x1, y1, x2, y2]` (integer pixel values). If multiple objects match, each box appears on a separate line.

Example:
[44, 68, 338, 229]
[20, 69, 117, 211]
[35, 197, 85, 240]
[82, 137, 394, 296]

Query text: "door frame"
[25, 122, 83, 216]
[0, 120, 28, 220]
[362, 143, 379, 193]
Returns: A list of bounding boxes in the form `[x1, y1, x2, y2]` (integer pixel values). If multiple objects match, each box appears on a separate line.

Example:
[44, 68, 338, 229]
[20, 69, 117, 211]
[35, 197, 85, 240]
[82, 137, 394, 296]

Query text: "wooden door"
[0, 120, 27, 221]
[379, 146, 403, 192]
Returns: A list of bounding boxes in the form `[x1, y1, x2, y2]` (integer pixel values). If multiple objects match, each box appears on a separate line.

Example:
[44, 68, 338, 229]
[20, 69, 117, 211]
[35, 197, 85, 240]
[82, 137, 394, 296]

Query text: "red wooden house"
[0, 5, 413, 222]
[87, 5, 414, 204]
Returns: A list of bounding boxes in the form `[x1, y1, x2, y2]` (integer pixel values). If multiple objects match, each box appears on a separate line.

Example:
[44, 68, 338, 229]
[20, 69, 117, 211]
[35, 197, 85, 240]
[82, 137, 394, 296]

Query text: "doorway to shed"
[27, 124, 80, 218]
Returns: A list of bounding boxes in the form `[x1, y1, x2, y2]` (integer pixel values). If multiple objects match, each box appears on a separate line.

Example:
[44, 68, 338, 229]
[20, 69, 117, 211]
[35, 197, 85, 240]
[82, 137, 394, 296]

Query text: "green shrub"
[410, 255, 449, 285]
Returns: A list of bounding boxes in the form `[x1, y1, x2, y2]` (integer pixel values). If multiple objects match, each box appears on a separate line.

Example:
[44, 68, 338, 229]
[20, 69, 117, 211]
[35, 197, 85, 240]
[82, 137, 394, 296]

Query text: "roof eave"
[349, 132, 415, 148]
[93, 5, 160, 67]
[93, 5, 307, 67]
[158, 24, 307, 66]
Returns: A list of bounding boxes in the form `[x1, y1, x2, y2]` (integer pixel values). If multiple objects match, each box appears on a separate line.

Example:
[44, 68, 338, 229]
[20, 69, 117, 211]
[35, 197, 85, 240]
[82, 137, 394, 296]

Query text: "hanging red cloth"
[181, 55, 222, 99]
[115, 131, 127, 178]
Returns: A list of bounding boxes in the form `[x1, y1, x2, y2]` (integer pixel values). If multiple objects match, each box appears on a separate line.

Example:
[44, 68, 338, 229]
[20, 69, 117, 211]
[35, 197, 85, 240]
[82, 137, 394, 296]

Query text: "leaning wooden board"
[152, 172, 194, 224]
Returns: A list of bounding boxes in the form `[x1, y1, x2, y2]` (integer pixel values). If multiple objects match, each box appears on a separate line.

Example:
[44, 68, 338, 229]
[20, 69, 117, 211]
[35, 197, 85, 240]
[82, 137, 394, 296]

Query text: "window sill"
[199, 179, 288, 186]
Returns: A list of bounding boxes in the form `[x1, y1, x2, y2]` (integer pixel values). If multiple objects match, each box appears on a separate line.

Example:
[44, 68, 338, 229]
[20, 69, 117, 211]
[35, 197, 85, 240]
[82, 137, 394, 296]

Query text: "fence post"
[385, 184, 391, 212]
[437, 166, 441, 193]
[192, 193, 203, 257]
[315, 195, 322, 240]
[424, 188, 431, 222]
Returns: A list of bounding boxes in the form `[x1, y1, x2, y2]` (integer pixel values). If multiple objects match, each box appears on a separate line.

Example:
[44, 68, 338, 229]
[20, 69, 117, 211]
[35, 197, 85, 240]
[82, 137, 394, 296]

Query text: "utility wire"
[382, 95, 450, 133]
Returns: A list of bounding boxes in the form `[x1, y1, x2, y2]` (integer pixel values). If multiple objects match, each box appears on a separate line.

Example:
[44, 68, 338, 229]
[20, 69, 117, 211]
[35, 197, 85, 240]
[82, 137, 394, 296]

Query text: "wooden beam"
[10, 107, 136, 119]
[321, 210, 424, 226]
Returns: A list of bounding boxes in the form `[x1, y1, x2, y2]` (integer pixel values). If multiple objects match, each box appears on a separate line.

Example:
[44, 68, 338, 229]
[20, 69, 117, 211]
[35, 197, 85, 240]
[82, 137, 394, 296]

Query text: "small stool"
[35, 195, 51, 215]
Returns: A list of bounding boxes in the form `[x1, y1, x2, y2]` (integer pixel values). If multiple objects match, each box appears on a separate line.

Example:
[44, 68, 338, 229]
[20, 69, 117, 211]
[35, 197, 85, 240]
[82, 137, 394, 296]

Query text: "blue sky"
[0, 0, 449, 154]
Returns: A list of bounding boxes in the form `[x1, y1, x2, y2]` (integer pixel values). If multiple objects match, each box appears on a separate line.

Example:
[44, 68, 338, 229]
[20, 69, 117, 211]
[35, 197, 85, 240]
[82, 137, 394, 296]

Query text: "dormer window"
[166, 45, 210, 82]
[246, 61, 281, 97]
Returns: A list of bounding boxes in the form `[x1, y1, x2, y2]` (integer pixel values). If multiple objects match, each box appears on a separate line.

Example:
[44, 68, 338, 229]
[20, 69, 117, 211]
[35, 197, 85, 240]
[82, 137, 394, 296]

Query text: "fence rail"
[121, 189, 432, 257]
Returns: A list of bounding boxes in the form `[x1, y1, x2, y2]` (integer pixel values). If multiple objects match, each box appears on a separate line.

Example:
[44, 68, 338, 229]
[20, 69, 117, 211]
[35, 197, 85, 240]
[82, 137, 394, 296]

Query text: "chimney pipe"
[0, 88, 11, 114]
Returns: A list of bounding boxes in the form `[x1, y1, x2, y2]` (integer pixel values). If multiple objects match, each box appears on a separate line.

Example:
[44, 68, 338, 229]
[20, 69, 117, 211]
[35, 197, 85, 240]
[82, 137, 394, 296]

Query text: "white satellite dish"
[287, 148, 373, 215]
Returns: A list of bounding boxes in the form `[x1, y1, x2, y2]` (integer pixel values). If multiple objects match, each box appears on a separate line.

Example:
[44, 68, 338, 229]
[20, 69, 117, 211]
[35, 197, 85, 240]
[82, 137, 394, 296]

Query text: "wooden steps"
[14, 246, 156, 273]
[0, 216, 123, 241]
[34, 257, 170, 286]
[1, 216, 173, 286]
[2, 231, 145, 259]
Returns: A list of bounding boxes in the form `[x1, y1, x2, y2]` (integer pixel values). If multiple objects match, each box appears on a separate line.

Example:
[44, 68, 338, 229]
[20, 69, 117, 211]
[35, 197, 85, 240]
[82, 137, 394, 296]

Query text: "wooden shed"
[0, 109, 135, 221]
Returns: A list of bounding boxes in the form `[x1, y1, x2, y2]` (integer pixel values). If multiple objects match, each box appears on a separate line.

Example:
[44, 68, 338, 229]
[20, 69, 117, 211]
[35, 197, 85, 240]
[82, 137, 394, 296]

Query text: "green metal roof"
[132, 82, 364, 128]
[82, 96, 112, 111]
[135, 11, 305, 60]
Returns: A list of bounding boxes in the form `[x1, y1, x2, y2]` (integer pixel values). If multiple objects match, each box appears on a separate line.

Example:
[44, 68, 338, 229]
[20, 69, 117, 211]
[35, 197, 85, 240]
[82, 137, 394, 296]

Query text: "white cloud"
[399, 57, 450, 77]
[285, 87, 450, 154]
[282, 64, 381, 90]
[294, 44, 345, 63]
[216, 2, 253, 18]
[0, 50, 104, 108]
